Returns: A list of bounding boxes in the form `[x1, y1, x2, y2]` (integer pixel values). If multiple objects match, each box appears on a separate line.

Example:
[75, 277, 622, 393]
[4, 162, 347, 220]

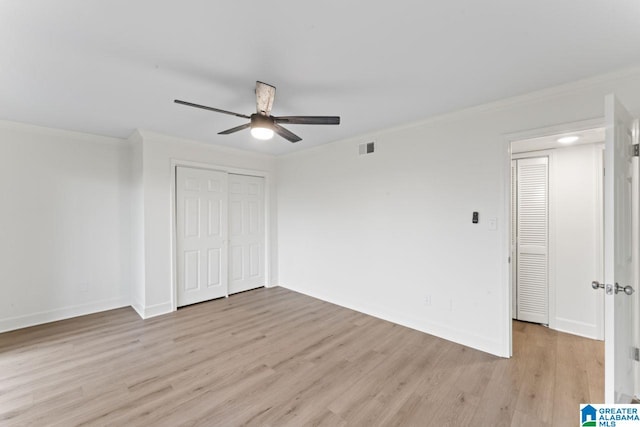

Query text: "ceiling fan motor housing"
[251, 113, 273, 130]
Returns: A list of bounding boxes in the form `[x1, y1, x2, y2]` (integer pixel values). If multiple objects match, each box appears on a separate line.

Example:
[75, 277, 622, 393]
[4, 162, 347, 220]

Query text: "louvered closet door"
[516, 157, 549, 324]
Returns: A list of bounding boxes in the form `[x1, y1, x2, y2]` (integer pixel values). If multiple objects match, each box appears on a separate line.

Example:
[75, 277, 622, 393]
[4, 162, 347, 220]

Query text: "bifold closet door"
[176, 167, 228, 307]
[228, 174, 266, 295]
[516, 157, 549, 324]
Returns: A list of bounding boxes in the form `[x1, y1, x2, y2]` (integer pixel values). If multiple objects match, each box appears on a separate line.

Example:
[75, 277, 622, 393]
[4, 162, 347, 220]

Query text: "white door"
[176, 167, 228, 307]
[604, 94, 637, 403]
[516, 157, 549, 324]
[228, 174, 266, 295]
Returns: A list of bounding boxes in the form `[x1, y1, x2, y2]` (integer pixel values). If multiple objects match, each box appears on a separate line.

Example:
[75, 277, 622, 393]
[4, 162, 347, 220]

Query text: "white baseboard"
[554, 317, 600, 340]
[279, 284, 504, 357]
[0, 297, 130, 333]
[130, 301, 173, 319]
[131, 301, 145, 319]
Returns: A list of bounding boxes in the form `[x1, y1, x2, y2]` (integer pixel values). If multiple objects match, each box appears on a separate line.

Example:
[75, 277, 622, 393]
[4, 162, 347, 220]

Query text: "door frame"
[169, 159, 273, 312]
[501, 117, 605, 356]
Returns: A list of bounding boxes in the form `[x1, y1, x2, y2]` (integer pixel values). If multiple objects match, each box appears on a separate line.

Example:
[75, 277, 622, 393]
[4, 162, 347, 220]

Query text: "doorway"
[510, 127, 605, 340]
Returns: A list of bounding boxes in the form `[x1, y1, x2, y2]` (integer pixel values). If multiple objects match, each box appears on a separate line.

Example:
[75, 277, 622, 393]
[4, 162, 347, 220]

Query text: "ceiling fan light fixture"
[250, 126, 274, 140]
[557, 135, 579, 144]
[250, 113, 274, 140]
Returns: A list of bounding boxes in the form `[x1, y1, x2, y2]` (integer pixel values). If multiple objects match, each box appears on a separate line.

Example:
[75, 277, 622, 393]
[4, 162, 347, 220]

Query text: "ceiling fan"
[174, 81, 340, 143]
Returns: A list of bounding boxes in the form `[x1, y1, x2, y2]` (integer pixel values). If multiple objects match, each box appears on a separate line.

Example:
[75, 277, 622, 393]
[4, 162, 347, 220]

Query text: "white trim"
[512, 149, 559, 159]
[0, 297, 130, 333]
[169, 159, 272, 312]
[170, 163, 178, 310]
[500, 133, 512, 357]
[0, 119, 126, 145]
[131, 302, 145, 319]
[131, 301, 174, 319]
[554, 317, 601, 340]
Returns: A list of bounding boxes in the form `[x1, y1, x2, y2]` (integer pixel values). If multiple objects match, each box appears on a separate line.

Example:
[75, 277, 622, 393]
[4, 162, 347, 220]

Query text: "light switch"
[488, 218, 497, 231]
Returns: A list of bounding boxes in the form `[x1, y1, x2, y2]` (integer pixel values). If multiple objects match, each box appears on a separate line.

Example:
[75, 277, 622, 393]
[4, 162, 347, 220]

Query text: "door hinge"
[634, 347, 640, 362]
[634, 144, 639, 157]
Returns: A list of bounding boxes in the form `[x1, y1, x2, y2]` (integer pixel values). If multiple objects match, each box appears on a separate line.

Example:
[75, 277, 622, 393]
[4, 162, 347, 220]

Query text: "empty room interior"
[2, 2, 640, 426]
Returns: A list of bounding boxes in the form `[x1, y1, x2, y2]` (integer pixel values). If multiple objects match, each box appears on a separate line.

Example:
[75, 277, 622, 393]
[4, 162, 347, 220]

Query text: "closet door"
[516, 157, 549, 324]
[176, 167, 228, 307]
[228, 174, 266, 295]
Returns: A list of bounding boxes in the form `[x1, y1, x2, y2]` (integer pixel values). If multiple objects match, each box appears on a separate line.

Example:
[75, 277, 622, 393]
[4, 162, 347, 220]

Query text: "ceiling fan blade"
[218, 122, 251, 135]
[272, 123, 302, 143]
[174, 99, 250, 119]
[255, 81, 276, 116]
[273, 116, 340, 125]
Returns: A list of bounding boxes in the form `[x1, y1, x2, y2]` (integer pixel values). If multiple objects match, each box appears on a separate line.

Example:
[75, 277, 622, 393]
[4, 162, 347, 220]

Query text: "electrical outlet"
[424, 295, 432, 306]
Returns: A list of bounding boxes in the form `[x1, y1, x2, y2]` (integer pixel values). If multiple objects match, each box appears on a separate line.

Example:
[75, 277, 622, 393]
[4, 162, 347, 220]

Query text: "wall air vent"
[359, 142, 375, 155]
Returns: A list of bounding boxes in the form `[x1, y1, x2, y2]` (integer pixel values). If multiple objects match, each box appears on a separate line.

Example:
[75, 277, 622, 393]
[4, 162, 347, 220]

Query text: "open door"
[603, 94, 637, 403]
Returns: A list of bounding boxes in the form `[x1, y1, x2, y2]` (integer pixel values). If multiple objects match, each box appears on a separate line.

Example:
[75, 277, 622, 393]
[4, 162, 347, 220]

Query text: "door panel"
[231, 245, 244, 281]
[228, 174, 266, 295]
[176, 167, 228, 306]
[184, 197, 199, 237]
[604, 94, 636, 403]
[516, 157, 549, 324]
[207, 248, 221, 287]
[207, 200, 221, 236]
[184, 251, 199, 291]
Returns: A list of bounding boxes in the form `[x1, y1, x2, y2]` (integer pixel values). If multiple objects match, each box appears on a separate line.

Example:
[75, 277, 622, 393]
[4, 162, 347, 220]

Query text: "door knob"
[592, 280, 604, 290]
[615, 283, 635, 295]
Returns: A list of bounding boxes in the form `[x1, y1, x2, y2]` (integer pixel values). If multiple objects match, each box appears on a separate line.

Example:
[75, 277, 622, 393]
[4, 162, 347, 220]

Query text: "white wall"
[129, 131, 145, 316]
[277, 68, 640, 357]
[134, 130, 277, 318]
[552, 143, 603, 339]
[0, 121, 131, 332]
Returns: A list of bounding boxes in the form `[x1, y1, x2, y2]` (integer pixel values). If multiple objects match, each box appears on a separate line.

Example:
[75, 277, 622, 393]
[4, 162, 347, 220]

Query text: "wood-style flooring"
[0, 287, 603, 426]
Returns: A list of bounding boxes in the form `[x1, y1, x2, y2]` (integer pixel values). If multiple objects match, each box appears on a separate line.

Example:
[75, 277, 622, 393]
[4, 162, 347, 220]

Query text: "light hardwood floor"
[0, 287, 603, 426]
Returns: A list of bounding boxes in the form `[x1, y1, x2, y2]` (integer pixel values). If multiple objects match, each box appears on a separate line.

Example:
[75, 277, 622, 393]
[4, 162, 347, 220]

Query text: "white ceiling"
[2, 1, 640, 156]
